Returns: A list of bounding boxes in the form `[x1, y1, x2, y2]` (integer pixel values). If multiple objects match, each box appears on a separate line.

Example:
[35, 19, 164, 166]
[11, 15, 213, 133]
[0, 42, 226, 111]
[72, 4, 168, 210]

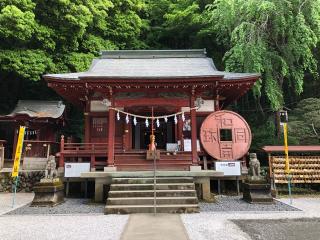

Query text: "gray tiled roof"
[44, 49, 260, 80]
[2, 100, 65, 119]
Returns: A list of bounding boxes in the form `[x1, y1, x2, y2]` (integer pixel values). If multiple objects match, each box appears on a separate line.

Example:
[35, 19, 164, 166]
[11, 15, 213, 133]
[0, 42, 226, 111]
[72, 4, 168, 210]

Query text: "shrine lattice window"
[91, 117, 107, 137]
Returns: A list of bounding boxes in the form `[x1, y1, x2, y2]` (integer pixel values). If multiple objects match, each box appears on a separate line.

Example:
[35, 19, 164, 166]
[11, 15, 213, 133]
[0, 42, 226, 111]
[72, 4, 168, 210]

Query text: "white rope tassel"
[117, 111, 120, 121]
[156, 118, 160, 128]
[174, 114, 178, 124]
[181, 112, 185, 122]
[145, 118, 149, 127]
[126, 114, 129, 124]
[133, 116, 137, 126]
[164, 116, 168, 123]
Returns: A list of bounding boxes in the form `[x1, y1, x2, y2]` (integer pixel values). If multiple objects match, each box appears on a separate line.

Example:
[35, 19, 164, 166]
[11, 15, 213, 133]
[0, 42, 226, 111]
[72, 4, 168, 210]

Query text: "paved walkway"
[0, 193, 34, 215]
[0, 193, 128, 240]
[2, 194, 320, 240]
[121, 214, 189, 240]
[182, 197, 320, 240]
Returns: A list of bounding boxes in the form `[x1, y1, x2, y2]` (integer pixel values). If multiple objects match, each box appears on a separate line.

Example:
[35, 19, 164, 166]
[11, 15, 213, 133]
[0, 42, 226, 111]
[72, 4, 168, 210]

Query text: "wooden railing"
[63, 142, 109, 153]
[24, 140, 59, 158]
[59, 135, 124, 168]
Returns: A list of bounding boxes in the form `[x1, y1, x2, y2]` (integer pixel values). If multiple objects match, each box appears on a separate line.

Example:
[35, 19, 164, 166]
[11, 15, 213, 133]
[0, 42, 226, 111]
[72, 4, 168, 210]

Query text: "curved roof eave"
[0, 101, 66, 120]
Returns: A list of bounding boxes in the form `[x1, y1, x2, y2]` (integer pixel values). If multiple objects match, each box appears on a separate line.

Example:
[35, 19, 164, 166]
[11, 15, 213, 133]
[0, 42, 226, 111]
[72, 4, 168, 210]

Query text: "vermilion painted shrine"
[0, 101, 65, 170]
[43, 49, 260, 171]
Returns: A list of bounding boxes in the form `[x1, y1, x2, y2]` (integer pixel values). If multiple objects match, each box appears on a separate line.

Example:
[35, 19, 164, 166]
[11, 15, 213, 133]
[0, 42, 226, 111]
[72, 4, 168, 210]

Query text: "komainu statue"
[249, 153, 261, 179]
[243, 153, 273, 204]
[31, 155, 63, 207]
[45, 155, 57, 179]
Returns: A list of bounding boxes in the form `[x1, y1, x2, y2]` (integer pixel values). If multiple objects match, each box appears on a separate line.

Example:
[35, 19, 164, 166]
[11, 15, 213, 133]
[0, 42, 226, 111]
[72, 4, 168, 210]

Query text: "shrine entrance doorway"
[132, 117, 175, 150]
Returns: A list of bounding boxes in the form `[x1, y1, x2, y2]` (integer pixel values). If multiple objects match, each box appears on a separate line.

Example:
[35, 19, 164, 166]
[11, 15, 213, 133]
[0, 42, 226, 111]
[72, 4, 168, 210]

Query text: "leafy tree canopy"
[204, 0, 320, 110]
[0, 0, 146, 112]
[289, 98, 320, 144]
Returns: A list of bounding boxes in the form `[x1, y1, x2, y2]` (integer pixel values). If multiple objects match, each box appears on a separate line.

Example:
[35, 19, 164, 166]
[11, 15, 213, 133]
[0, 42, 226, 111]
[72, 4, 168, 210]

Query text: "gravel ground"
[0, 215, 128, 240]
[6, 198, 105, 215]
[233, 218, 320, 240]
[200, 195, 299, 212]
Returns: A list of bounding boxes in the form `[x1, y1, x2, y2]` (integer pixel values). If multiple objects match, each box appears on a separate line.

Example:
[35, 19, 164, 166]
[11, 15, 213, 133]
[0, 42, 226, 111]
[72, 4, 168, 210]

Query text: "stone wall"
[0, 171, 44, 192]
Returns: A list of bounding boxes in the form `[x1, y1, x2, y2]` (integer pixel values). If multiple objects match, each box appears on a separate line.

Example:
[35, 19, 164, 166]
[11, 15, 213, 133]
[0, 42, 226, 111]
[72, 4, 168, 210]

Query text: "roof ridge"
[100, 49, 207, 59]
[18, 100, 64, 103]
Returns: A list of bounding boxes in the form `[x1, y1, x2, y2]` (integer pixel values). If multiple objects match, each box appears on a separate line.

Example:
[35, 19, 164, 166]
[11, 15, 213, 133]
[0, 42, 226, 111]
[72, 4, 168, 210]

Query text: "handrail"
[64, 142, 109, 145]
[153, 148, 157, 215]
[24, 140, 58, 144]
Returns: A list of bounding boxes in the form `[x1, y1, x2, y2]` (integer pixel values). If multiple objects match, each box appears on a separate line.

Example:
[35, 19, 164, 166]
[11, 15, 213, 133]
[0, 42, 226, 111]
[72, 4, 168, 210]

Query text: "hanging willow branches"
[204, 0, 320, 110]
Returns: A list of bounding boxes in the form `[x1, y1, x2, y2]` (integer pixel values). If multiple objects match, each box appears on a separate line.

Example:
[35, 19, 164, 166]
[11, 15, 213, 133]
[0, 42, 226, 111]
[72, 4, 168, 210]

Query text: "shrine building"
[0, 100, 65, 170]
[44, 49, 260, 172]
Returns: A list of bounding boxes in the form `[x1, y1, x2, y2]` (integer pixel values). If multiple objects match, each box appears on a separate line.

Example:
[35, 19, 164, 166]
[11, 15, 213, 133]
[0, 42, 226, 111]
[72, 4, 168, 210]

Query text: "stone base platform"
[81, 170, 223, 203]
[31, 179, 64, 207]
[242, 181, 273, 204]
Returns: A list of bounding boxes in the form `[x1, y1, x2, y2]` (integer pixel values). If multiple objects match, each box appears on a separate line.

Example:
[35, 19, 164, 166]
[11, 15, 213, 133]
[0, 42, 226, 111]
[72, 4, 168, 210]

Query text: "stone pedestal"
[31, 178, 64, 207]
[242, 180, 273, 204]
[104, 166, 117, 172]
[190, 166, 202, 172]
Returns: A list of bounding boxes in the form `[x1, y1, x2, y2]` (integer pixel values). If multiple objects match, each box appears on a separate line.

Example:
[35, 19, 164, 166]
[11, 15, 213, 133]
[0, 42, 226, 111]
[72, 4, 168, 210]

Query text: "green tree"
[288, 98, 320, 144]
[204, 0, 320, 110]
[144, 0, 209, 49]
[0, 0, 147, 113]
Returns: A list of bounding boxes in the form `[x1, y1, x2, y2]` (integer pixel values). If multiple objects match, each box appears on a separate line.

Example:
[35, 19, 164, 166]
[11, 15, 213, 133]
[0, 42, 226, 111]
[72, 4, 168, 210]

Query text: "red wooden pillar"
[190, 94, 198, 165]
[90, 144, 95, 168]
[12, 126, 18, 159]
[107, 96, 115, 166]
[59, 135, 65, 167]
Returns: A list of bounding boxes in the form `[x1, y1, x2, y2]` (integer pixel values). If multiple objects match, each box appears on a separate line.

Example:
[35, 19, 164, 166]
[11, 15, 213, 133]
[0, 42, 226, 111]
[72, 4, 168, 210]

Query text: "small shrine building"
[44, 49, 260, 171]
[0, 100, 65, 169]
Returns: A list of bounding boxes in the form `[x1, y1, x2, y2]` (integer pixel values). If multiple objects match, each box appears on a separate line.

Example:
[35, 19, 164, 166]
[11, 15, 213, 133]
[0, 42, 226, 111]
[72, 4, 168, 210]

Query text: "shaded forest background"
[0, 0, 320, 150]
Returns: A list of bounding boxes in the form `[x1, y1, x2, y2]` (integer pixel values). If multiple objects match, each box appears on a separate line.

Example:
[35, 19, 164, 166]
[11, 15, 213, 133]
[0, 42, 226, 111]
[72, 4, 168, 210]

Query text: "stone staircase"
[105, 177, 199, 214]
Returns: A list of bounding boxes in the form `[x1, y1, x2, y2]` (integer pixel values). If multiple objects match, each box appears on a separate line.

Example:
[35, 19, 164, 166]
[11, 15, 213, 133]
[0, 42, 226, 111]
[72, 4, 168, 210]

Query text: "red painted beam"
[115, 98, 189, 108]
[107, 96, 115, 166]
[190, 94, 198, 166]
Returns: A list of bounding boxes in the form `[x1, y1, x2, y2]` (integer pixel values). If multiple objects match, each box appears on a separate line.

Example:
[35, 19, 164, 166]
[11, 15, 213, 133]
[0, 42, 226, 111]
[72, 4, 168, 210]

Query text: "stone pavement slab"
[278, 197, 320, 214]
[181, 197, 320, 240]
[0, 193, 34, 215]
[233, 218, 320, 240]
[121, 214, 189, 240]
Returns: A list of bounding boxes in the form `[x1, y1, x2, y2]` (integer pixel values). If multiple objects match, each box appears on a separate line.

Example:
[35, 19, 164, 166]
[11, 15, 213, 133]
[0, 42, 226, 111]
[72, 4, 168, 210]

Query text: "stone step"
[111, 177, 194, 184]
[110, 183, 195, 191]
[105, 204, 199, 214]
[107, 196, 198, 205]
[108, 189, 197, 198]
[117, 165, 190, 171]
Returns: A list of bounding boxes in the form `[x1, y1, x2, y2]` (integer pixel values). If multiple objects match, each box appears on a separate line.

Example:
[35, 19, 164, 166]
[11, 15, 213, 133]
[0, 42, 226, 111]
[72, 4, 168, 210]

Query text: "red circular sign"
[200, 110, 251, 160]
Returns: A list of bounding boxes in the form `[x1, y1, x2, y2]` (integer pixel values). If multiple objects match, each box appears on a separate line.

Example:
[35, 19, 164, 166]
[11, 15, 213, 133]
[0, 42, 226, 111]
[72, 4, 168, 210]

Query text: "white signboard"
[166, 143, 179, 152]
[214, 161, 241, 176]
[182, 100, 215, 112]
[183, 139, 200, 152]
[64, 163, 90, 177]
